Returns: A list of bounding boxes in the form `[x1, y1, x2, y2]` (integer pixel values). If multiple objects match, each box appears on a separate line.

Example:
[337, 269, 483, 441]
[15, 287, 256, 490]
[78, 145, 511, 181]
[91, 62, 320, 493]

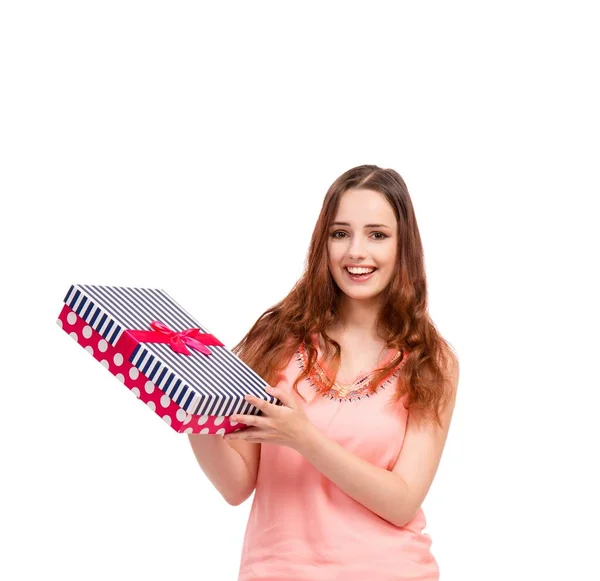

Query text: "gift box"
[56, 284, 277, 434]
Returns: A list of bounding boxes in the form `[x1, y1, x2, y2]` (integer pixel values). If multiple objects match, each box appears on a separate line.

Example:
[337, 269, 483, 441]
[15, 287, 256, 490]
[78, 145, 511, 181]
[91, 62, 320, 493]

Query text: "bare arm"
[296, 354, 459, 527]
[187, 434, 261, 506]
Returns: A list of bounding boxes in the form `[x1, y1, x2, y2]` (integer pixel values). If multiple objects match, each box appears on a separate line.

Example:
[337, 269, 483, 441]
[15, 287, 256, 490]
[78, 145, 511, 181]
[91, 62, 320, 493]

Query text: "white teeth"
[346, 267, 375, 275]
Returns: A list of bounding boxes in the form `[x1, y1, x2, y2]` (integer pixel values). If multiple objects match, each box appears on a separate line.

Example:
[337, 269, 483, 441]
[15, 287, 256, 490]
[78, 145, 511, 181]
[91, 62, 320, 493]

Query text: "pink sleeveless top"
[237, 336, 440, 581]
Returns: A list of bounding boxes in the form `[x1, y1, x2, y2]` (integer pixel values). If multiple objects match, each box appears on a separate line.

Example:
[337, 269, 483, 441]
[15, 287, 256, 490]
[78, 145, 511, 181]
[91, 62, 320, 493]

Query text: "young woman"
[188, 164, 459, 581]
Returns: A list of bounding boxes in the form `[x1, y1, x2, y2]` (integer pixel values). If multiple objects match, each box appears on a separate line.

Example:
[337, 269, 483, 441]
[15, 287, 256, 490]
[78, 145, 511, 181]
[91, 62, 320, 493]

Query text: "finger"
[225, 427, 263, 441]
[245, 394, 279, 415]
[265, 385, 295, 409]
[230, 412, 266, 427]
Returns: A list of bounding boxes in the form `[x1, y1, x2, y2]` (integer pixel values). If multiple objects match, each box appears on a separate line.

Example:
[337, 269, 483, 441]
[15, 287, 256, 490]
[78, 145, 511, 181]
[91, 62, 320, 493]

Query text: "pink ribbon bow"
[128, 320, 224, 356]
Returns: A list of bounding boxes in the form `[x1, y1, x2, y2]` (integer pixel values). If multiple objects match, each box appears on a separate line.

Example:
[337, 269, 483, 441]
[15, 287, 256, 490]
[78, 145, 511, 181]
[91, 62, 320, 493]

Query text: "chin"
[339, 287, 382, 300]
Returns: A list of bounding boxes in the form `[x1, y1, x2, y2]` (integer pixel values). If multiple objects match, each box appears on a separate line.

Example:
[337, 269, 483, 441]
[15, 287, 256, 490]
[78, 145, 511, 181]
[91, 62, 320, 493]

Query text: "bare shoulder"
[441, 345, 460, 400]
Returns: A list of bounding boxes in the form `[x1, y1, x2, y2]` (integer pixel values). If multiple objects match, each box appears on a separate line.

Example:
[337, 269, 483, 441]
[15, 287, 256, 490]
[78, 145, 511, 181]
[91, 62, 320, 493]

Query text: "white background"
[1, 1, 598, 580]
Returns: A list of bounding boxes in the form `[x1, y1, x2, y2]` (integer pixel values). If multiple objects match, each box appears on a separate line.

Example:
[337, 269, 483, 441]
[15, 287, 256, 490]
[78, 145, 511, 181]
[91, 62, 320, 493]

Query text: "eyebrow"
[330, 221, 392, 229]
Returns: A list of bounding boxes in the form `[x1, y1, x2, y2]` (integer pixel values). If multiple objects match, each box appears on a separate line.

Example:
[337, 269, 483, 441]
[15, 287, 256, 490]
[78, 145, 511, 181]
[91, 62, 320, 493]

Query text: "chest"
[301, 383, 408, 468]
[281, 344, 409, 466]
[297, 342, 404, 399]
[317, 340, 389, 386]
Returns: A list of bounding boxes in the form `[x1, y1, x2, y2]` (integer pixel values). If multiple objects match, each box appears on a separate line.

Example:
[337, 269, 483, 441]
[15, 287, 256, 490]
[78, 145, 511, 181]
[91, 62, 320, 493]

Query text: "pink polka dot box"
[56, 284, 277, 435]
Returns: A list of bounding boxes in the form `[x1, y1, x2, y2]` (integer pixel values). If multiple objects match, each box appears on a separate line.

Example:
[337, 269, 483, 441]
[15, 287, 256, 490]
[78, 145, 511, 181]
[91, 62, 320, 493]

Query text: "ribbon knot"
[129, 320, 224, 356]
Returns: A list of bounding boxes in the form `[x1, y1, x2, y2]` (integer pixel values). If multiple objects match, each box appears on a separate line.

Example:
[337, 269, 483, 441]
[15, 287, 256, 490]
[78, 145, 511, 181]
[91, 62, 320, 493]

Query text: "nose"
[346, 234, 368, 260]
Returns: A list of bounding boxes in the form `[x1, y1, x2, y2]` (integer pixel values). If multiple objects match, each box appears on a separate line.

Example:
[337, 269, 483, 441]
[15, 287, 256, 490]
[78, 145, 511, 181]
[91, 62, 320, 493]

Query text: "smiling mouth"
[344, 267, 377, 280]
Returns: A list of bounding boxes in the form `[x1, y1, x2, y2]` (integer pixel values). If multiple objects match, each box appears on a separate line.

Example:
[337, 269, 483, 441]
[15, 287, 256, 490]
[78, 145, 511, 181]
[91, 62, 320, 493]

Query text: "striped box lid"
[63, 284, 275, 417]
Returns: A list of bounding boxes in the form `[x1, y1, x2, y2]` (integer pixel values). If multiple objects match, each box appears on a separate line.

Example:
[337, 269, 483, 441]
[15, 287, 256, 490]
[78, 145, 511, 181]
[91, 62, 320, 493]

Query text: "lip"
[344, 267, 377, 283]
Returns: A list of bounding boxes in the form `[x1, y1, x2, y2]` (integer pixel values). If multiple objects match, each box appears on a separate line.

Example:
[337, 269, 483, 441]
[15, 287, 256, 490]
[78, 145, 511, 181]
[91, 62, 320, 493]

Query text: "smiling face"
[327, 188, 398, 302]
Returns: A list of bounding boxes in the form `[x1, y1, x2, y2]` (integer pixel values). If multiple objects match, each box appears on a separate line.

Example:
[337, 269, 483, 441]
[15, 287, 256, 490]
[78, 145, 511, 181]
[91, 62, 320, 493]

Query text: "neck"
[333, 295, 382, 342]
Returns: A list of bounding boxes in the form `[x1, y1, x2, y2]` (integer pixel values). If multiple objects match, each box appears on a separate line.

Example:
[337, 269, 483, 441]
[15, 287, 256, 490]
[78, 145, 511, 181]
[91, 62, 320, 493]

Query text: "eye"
[330, 231, 347, 239]
[330, 231, 389, 240]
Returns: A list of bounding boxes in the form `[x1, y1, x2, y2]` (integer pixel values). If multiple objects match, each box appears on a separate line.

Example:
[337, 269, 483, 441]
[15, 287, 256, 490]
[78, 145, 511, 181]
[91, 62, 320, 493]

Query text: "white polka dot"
[176, 409, 187, 422]
[98, 339, 108, 352]
[100, 359, 109, 369]
[129, 367, 139, 380]
[230, 420, 238, 426]
[69, 332, 78, 342]
[199, 428, 210, 435]
[183, 414, 192, 425]
[216, 428, 226, 436]
[184, 428, 193, 434]
[162, 415, 172, 426]
[85, 346, 94, 356]
[67, 312, 77, 325]
[131, 387, 140, 398]
[113, 353, 123, 366]
[214, 416, 224, 426]
[160, 394, 170, 408]
[144, 381, 155, 394]
[56, 319, 63, 329]
[82, 326, 92, 339]
[116, 373, 124, 383]
[197, 415, 208, 425]
[147, 401, 156, 412]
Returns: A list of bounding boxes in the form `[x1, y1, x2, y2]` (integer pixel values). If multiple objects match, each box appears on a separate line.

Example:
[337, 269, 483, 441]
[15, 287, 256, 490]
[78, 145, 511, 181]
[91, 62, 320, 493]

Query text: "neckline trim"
[297, 335, 406, 402]
[309, 332, 400, 385]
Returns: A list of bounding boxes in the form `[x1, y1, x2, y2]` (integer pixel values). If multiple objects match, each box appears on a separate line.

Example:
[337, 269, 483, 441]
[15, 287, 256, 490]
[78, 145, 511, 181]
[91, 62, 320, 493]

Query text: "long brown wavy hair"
[231, 164, 457, 428]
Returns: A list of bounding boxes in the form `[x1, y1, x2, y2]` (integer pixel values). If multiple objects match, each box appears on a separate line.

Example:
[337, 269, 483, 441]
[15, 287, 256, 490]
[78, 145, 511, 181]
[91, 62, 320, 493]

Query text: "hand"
[224, 385, 314, 451]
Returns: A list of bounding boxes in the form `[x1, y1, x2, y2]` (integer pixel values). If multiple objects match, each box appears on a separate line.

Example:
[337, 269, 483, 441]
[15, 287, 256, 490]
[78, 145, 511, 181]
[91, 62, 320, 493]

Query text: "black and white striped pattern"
[64, 284, 273, 417]
[64, 285, 125, 344]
